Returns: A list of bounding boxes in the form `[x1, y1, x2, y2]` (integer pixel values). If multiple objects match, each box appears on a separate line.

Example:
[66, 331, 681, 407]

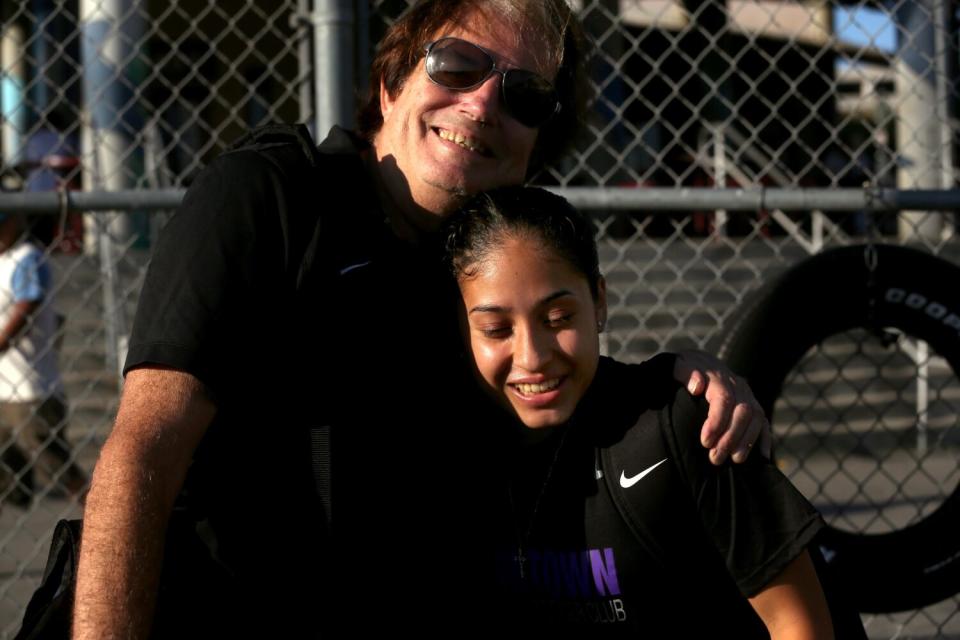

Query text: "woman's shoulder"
[596, 354, 681, 409]
[589, 355, 708, 450]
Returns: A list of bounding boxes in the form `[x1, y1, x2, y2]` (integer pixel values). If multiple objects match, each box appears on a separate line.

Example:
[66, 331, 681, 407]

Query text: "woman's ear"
[595, 276, 608, 332]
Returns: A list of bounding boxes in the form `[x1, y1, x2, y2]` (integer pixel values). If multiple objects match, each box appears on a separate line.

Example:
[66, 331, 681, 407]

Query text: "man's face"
[374, 10, 552, 227]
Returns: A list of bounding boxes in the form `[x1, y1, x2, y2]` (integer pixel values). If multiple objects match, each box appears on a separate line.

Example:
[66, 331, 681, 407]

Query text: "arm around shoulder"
[671, 349, 772, 463]
[72, 367, 215, 639]
[748, 549, 835, 640]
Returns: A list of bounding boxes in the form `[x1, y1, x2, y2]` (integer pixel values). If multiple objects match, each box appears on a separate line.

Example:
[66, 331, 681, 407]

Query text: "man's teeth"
[437, 128, 485, 152]
[515, 379, 561, 395]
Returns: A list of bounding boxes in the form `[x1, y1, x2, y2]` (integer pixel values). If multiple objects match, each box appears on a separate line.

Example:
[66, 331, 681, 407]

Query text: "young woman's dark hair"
[444, 185, 601, 299]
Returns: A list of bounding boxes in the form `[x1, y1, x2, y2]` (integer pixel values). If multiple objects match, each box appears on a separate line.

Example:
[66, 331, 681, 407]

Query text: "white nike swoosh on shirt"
[619, 458, 668, 488]
[339, 260, 372, 275]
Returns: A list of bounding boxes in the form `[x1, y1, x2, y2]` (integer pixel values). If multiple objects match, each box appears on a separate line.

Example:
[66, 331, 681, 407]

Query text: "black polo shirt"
[125, 127, 492, 634]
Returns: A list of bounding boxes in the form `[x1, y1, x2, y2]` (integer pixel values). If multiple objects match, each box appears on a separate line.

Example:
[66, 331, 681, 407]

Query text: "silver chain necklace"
[508, 426, 572, 580]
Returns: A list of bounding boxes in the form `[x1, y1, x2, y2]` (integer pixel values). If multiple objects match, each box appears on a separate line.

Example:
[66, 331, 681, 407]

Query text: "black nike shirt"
[492, 357, 824, 636]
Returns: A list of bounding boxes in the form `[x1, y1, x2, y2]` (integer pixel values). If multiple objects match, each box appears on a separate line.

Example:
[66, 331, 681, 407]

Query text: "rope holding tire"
[718, 244, 960, 613]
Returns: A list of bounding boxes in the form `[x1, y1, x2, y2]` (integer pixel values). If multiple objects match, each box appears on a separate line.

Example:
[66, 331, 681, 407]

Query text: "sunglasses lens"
[425, 37, 560, 128]
[503, 71, 559, 128]
[426, 39, 493, 89]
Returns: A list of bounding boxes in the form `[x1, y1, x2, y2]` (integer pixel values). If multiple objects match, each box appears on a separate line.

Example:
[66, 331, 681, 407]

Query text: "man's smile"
[434, 127, 491, 156]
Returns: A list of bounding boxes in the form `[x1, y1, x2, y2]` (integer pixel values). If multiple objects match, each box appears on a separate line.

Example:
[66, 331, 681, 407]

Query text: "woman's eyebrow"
[469, 303, 508, 314]
[539, 290, 574, 305]
[468, 290, 575, 315]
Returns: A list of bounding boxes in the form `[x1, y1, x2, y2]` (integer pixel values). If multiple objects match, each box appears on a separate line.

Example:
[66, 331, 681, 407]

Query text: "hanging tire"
[717, 243, 960, 613]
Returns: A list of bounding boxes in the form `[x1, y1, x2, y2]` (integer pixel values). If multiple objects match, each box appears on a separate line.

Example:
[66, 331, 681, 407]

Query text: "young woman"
[443, 186, 835, 638]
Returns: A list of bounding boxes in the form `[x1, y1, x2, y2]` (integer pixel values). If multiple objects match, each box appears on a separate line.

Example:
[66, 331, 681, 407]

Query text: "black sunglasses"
[423, 37, 560, 128]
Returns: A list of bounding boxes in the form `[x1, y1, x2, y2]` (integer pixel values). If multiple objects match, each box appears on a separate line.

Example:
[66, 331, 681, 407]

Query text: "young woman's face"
[458, 234, 606, 429]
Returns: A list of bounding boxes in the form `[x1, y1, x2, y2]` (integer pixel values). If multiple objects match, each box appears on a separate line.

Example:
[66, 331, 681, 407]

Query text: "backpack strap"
[225, 123, 323, 167]
[227, 123, 333, 530]
[599, 408, 671, 573]
[310, 425, 332, 527]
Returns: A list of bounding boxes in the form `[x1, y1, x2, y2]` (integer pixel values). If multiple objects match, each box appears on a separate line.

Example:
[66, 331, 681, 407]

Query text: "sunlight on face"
[374, 8, 548, 226]
[458, 235, 606, 429]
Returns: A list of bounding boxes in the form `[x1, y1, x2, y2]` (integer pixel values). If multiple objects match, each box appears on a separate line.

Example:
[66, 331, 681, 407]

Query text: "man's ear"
[595, 276, 608, 331]
[380, 78, 395, 121]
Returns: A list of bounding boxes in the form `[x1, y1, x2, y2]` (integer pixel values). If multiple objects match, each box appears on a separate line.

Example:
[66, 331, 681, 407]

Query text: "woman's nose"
[513, 325, 551, 371]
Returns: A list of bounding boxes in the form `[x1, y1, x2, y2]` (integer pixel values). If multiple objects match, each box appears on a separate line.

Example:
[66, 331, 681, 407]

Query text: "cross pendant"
[515, 547, 528, 579]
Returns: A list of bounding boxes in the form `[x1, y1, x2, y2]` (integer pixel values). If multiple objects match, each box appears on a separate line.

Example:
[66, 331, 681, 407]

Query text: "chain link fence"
[1, 0, 959, 637]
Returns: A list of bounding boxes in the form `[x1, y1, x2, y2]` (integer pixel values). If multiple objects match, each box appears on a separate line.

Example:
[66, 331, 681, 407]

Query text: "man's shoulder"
[175, 125, 372, 231]
[6, 241, 43, 263]
[218, 124, 365, 177]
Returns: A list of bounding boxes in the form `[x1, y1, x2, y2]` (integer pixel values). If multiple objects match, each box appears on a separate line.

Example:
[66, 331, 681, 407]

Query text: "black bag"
[15, 519, 81, 639]
[16, 509, 248, 639]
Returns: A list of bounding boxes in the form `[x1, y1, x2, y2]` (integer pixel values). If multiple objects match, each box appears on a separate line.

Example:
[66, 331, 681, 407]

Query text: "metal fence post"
[933, 0, 956, 193]
[916, 339, 929, 457]
[296, 0, 314, 133]
[1, 23, 26, 168]
[312, 0, 356, 138]
[712, 124, 728, 235]
[80, 0, 137, 380]
[895, 0, 945, 241]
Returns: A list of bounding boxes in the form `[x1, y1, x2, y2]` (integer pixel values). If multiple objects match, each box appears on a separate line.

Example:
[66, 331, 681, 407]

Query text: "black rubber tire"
[717, 244, 960, 613]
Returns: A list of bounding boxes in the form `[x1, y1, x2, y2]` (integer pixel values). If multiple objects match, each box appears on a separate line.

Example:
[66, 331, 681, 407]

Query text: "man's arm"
[73, 367, 215, 639]
[748, 550, 835, 640]
[672, 350, 773, 464]
[0, 299, 39, 352]
[2, 247, 49, 352]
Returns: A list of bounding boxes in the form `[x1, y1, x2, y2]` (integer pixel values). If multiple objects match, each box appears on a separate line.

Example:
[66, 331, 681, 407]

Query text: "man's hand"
[673, 350, 772, 465]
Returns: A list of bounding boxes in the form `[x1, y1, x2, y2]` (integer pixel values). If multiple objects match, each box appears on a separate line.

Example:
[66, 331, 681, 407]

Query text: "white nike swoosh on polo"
[339, 260, 372, 275]
[619, 458, 668, 488]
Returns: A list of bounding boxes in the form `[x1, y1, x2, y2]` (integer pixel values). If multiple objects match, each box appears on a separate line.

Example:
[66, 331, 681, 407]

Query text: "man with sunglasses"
[73, 1, 769, 636]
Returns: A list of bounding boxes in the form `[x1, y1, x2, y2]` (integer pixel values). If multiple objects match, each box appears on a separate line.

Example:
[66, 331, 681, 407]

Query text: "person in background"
[0, 210, 85, 512]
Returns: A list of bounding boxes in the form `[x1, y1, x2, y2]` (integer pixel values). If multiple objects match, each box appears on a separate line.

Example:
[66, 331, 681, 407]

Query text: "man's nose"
[457, 72, 502, 124]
